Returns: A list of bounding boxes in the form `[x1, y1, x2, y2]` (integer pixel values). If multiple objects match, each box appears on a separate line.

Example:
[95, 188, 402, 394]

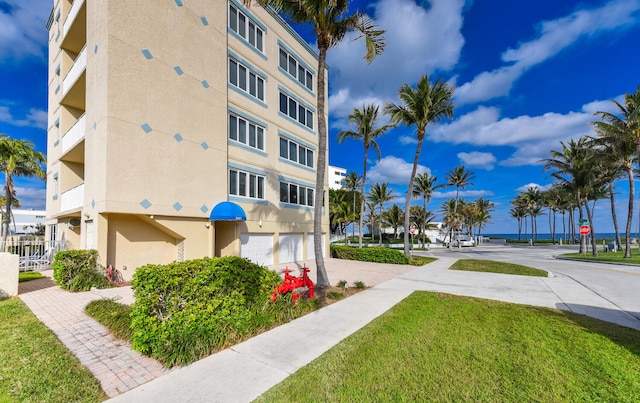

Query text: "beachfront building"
[328, 166, 347, 190]
[45, 0, 329, 279]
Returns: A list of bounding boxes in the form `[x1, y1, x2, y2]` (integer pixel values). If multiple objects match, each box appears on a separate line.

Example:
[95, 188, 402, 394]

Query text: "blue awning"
[209, 201, 246, 221]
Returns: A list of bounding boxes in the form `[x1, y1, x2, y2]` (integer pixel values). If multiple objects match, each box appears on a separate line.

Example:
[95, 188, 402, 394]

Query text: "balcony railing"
[62, 45, 86, 96]
[60, 183, 84, 212]
[63, 0, 85, 37]
[61, 113, 86, 154]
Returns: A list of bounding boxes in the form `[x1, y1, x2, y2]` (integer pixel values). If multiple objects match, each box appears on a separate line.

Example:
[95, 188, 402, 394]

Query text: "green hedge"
[130, 256, 283, 367]
[331, 245, 410, 264]
[51, 249, 112, 292]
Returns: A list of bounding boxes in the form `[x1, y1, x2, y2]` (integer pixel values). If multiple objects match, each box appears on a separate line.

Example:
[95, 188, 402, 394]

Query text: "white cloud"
[367, 156, 430, 185]
[0, 0, 50, 63]
[327, 0, 466, 119]
[432, 189, 495, 199]
[399, 135, 418, 145]
[456, 0, 640, 105]
[457, 151, 496, 170]
[0, 104, 47, 129]
[0, 185, 46, 209]
[515, 183, 553, 193]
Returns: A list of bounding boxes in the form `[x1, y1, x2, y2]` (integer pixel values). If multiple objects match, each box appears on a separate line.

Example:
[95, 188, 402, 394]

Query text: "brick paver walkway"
[18, 271, 167, 398]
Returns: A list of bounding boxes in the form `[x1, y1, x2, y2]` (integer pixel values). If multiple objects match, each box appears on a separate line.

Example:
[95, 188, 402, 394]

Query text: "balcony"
[62, 0, 86, 53]
[63, 45, 86, 97]
[61, 113, 86, 155]
[60, 183, 85, 212]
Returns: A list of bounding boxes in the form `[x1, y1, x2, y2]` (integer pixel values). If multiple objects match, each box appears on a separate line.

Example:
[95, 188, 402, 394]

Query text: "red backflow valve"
[270, 265, 315, 304]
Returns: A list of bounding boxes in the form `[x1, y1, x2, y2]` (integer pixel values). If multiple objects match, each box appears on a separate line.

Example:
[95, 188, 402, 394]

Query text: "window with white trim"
[229, 114, 265, 151]
[280, 181, 314, 206]
[279, 137, 314, 168]
[230, 169, 265, 200]
[279, 92, 314, 129]
[229, 58, 265, 101]
[229, 3, 264, 52]
[279, 47, 313, 91]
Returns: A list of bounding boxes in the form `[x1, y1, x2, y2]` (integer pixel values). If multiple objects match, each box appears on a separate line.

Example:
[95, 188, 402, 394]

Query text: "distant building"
[5, 209, 46, 235]
[328, 166, 347, 190]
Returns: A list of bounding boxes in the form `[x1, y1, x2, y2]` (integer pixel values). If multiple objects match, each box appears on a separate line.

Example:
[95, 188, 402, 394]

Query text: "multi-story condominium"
[328, 166, 347, 190]
[45, 0, 329, 279]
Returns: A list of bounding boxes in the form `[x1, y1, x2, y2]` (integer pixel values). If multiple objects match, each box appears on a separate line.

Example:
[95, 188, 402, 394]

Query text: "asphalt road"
[429, 244, 640, 323]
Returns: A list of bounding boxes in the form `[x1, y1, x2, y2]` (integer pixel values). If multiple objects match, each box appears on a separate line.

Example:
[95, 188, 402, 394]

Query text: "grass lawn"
[256, 292, 640, 402]
[0, 298, 107, 402]
[450, 259, 548, 276]
[18, 271, 45, 282]
[563, 250, 640, 265]
[409, 255, 436, 266]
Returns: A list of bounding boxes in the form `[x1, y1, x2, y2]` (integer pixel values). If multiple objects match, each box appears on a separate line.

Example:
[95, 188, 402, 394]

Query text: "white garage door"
[306, 233, 326, 260]
[279, 233, 303, 264]
[240, 233, 273, 266]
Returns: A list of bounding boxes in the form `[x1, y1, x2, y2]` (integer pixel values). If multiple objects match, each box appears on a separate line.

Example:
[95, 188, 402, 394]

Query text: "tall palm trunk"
[625, 164, 635, 258]
[313, 46, 329, 289]
[584, 197, 598, 256]
[359, 148, 368, 248]
[403, 134, 425, 257]
[1, 172, 13, 250]
[577, 193, 587, 253]
[608, 182, 622, 251]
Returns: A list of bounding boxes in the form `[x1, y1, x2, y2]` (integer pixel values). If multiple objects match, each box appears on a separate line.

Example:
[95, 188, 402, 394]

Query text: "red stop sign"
[579, 225, 591, 235]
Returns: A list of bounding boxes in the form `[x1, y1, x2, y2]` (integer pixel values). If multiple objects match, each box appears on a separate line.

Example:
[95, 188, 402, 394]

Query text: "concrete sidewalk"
[107, 255, 640, 402]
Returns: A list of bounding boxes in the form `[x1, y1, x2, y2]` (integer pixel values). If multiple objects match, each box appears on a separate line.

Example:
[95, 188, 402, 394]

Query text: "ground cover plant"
[18, 271, 44, 282]
[450, 259, 548, 276]
[85, 299, 134, 340]
[563, 250, 640, 264]
[256, 292, 640, 402]
[0, 298, 106, 402]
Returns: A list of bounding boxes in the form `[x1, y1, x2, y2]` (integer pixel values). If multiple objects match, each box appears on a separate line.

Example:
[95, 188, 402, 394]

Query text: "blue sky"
[1, 0, 640, 234]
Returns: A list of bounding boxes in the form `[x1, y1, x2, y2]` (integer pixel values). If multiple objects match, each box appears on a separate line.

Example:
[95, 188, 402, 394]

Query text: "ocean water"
[485, 233, 640, 241]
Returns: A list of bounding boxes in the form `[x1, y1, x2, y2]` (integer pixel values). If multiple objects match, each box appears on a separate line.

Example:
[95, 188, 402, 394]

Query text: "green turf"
[449, 259, 548, 276]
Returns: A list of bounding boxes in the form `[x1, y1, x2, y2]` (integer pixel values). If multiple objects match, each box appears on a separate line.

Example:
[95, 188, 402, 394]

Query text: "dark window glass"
[306, 110, 313, 129]
[298, 65, 305, 84]
[239, 172, 247, 196]
[298, 105, 305, 124]
[256, 29, 263, 51]
[299, 187, 306, 205]
[238, 13, 246, 37]
[249, 124, 256, 147]
[257, 128, 264, 150]
[258, 177, 264, 199]
[290, 184, 298, 204]
[289, 142, 297, 162]
[307, 149, 313, 168]
[238, 119, 246, 143]
[307, 189, 314, 206]
[279, 93, 287, 114]
[280, 138, 288, 158]
[238, 65, 247, 90]
[306, 71, 313, 90]
[229, 115, 237, 141]
[249, 174, 256, 198]
[229, 170, 237, 195]
[257, 78, 264, 101]
[249, 22, 256, 46]
[280, 182, 289, 203]
[288, 56, 296, 76]
[279, 49, 287, 70]
[299, 147, 306, 165]
[249, 73, 256, 96]
[229, 59, 237, 86]
[229, 5, 237, 32]
[288, 98, 297, 119]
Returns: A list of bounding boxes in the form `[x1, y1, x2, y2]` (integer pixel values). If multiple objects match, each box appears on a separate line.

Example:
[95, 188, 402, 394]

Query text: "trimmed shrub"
[130, 256, 284, 367]
[52, 249, 111, 291]
[330, 245, 410, 264]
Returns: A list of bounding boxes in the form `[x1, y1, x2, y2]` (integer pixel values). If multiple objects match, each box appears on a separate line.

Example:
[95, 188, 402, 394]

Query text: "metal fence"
[1, 238, 66, 272]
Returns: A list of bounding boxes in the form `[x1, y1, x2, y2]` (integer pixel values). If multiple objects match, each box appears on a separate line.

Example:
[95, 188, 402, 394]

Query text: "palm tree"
[338, 105, 391, 248]
[384, 74, 455, 257]
[0, 135, 46, 247]
[367, 182, 394, 246]
[341, 171, 362, 241]
[334, 200, 356, 244]
[445, 165, 474, 247]
[509, 206, 527, 241]
[0, 194, 20, 238]
[473, 197, 494, 239]
[521, 187, 543, 245]
[410, 205, 434, 248]
[244, 0, 386, 290]
[382, 204, 404, 239]
[413, 172, 443, 218]
[592, 87, 640, 257]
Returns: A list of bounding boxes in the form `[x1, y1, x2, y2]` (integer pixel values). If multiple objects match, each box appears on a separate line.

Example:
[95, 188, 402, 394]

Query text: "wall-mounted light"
[149, 215, 154, 219]
[292, 221, 296, 228]
[205, 222, 211, 228]
[259, 219, 262, 227]
[122, 265, 127, 271]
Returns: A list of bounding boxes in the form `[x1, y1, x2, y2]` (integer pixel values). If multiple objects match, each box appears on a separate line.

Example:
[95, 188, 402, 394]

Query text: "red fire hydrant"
[270, 265, 315, 304]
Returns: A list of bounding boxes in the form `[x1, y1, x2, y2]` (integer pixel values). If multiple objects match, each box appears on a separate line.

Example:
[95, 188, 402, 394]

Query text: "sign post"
[579, 225, 591, 256]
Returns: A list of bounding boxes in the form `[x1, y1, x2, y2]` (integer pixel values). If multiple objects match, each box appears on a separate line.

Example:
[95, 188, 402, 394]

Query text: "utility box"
[0, 253, 19, 298]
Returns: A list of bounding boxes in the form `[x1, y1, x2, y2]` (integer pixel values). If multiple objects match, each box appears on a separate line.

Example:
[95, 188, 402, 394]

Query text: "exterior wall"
[46, 0, 329, 271]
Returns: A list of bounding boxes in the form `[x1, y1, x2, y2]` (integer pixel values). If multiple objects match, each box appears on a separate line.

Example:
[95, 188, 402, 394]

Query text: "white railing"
[0, 238, 66, 272]
[61, 113, 86, 153]
[60, 183, 85, 212]
[63, 0, 85, 37]
[62, 45, 86, 96]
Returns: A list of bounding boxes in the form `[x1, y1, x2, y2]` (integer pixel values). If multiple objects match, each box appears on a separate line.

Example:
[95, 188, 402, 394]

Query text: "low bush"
[85, 299, 134, 340]
[331, 245, 410, 264]
[52, 249, 111, 291]
[353, 281, 366, 289]
[327, 291, 344, 300]
[130, 256, 317, 367]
